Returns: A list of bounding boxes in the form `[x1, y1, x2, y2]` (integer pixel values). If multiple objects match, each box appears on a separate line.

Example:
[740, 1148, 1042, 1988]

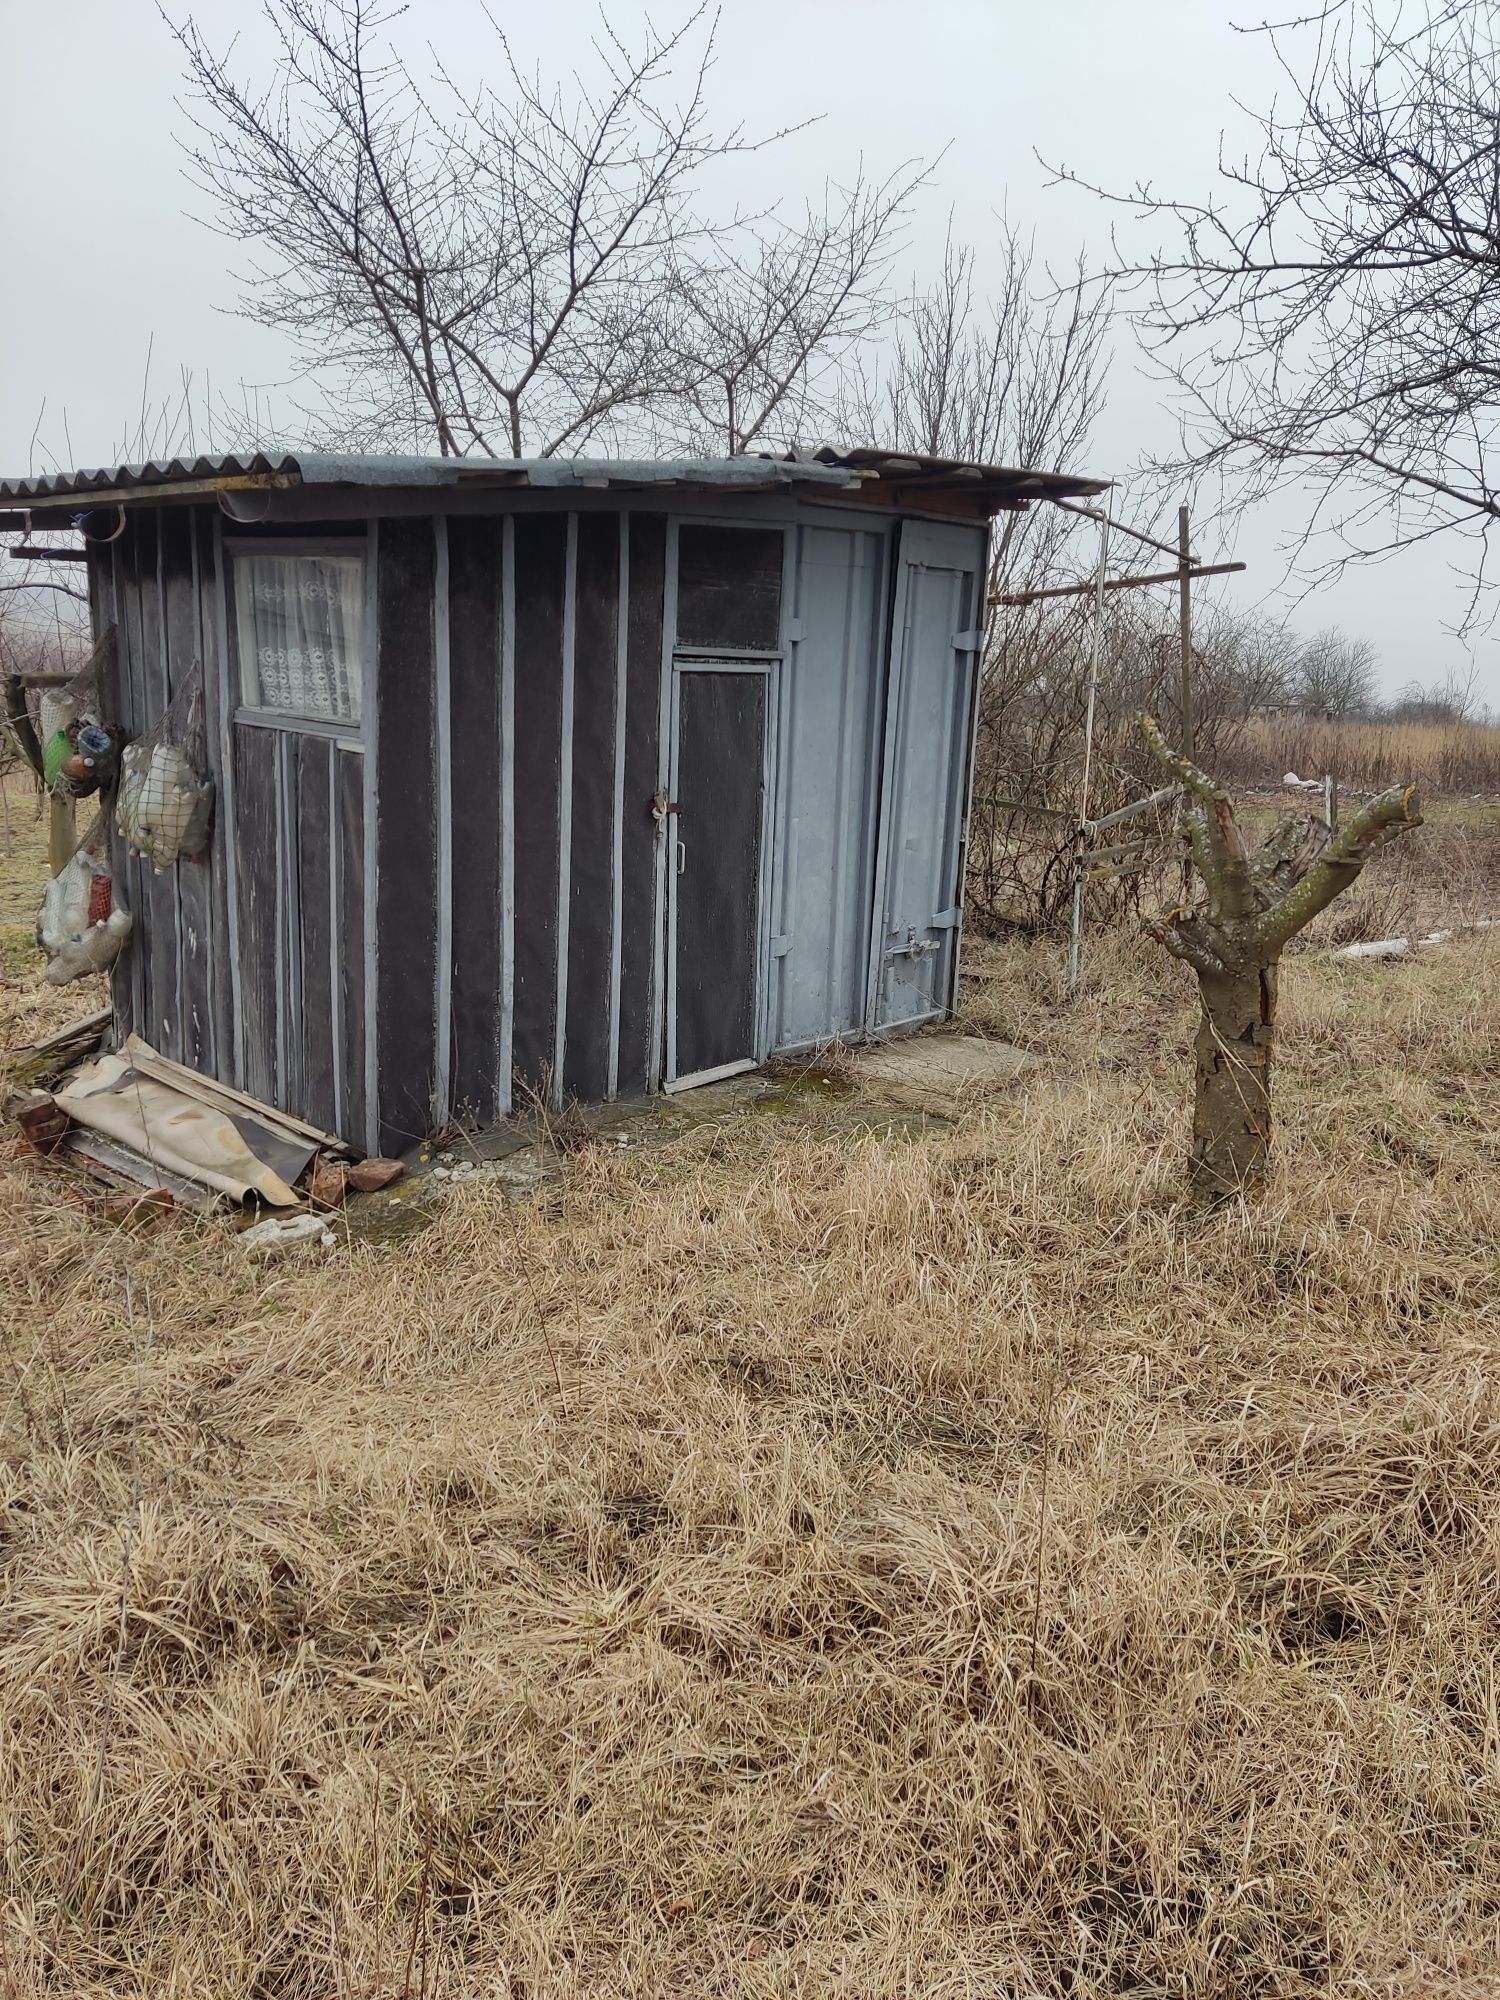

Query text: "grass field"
[3, 770, 1500, 1995]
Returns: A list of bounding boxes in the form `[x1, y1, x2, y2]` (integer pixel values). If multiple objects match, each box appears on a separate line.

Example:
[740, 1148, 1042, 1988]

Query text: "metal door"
[767, 525, 888, 1052]
[867, 524, 985, 1033]
[666, 664, 770, 1088]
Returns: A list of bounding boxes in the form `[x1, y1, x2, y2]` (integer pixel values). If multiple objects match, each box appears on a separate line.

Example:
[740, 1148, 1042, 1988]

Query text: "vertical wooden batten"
[105, 540, 139, 1048]
[327, 745, 344, 1138]
[362, 519, 380, 1156]
[617, 513, 666, 1098]
[193, 511, 234, 1073]
[552, 512, 578, 1111]
[432, 516, 453, 1124]
[213, 516, 245, 1090]
[290, 734, 334, 1131]
[161, 508, 211, 1069]
[607, 513, 630, 1099]
[498, 514, 516, 1117]
[647, 521, 680, 1094]
[157, 518, 180, 1058]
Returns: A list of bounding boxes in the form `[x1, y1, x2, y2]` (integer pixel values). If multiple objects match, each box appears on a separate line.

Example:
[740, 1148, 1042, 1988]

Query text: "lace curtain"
[234, 553, 365, 723]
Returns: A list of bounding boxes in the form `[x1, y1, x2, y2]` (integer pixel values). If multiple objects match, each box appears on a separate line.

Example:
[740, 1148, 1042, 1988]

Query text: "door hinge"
[784, 618, 804, 644]
[931, 907, 961, 930]
[771, 933, 793, 959]
[952, 628, 984, 652]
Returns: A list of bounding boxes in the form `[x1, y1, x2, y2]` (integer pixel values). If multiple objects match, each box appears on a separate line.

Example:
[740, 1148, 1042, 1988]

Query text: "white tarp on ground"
[55, 1041, 315, 1204]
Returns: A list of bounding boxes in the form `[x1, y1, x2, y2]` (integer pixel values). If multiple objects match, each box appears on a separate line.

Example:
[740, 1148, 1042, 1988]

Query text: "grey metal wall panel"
[769, 524, 887, 1052]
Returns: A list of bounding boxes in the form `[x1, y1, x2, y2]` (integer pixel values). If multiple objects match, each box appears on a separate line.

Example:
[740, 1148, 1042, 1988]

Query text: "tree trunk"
[1190, 961, 1277, 1204]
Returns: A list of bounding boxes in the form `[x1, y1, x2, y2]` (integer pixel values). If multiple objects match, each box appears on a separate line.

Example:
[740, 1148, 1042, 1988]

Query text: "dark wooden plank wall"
[160, 509, 212, 1071]
[97, 507, 372, 1143]
[135, 512, 182, 1060]
[109, 515, 151, 1044]
[92, 543, 135, 1047]
[618, 515, 666, 1097]
[446, 516, 504, 1122]
[510, 514, 567, 1099]
[195, 513, 235, 1071]
[439, 508, 665, 1120]
[373, 517, 439, 1151]
[96, 500, 675, 1152]
[296, 734, 337, 1135]
[565, 514, 620, 1103]
[232, 725, 281, 1108]
[337, 748, 367, 1146]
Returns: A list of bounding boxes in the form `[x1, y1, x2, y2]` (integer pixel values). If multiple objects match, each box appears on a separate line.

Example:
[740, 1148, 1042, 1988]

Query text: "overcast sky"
[2, 0, 1495, 702]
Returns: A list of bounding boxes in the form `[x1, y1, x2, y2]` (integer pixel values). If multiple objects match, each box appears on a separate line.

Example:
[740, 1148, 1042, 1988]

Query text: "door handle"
[676, 838, 686, 875]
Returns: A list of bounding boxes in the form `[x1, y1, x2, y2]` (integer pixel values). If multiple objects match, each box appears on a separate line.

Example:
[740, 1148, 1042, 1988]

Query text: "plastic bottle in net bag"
[118, 665, 214, 870]
[36, 812, 132, 984]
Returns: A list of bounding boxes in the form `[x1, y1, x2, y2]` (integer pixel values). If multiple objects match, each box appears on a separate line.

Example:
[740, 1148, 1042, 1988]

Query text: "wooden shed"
[1, 449, 1104, 1155]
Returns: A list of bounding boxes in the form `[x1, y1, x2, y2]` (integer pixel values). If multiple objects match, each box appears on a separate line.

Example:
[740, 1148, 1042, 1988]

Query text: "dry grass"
[0, 772, 109, 1057]
[3, 799, 1500, 1995]
[1223, 715, 1500, 797]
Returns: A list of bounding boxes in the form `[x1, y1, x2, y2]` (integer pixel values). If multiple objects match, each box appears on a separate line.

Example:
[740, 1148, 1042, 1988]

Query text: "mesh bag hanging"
[36, 804, 133, 985]
[40, 628, 125, 799]
[118, 660, 215, 871]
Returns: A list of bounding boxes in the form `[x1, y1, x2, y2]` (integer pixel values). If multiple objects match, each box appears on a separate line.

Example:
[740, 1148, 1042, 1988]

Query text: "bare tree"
[1387, 662, 1484, 723]
[1295, 627, 1379, 718]
[855, 220, 1108, 491]
[166, 0, 922, 458]
[1055, 2, 1500, 612]
[661, 173, 922, 455]
[1137, 716, 1422, 1203]
[845, 223, 1117, 927]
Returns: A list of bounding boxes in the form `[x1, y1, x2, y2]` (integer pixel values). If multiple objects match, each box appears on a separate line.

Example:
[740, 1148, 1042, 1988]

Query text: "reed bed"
[3, 905, 1499, 1995]
[1221, 715, 1500, 797]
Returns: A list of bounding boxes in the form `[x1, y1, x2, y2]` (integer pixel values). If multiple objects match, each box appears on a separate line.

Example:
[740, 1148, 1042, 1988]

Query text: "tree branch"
[1254, 781, 1424, 950]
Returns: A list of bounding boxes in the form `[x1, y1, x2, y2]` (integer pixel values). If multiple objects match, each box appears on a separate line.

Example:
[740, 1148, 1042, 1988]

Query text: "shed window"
[676, 525, 783, 651]
[233, 551, 365, 723]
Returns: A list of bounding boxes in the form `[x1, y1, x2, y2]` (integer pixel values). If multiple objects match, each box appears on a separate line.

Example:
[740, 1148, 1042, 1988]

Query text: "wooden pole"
[48, 790, 75, 877]
[990, 558, 1244, 608]
[1178, 504, 1195, 760]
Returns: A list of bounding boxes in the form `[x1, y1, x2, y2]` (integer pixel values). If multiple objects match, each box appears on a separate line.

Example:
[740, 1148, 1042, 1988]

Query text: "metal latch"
[650, 790, 679, 828]
[889, 927, 941, 959]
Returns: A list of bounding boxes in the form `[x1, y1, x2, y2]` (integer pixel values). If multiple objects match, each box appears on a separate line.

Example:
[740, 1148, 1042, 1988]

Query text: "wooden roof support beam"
[990, 559, 1246, 607]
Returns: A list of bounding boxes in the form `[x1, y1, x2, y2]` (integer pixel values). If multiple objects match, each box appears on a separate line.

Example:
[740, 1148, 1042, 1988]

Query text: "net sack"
[118, 662, 214, 870]
[40, 633, 125, 799]
[37, 810, 133, 985]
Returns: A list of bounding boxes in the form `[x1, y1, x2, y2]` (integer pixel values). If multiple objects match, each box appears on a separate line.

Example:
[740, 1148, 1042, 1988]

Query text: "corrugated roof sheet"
[0, 446, 1106, 509]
